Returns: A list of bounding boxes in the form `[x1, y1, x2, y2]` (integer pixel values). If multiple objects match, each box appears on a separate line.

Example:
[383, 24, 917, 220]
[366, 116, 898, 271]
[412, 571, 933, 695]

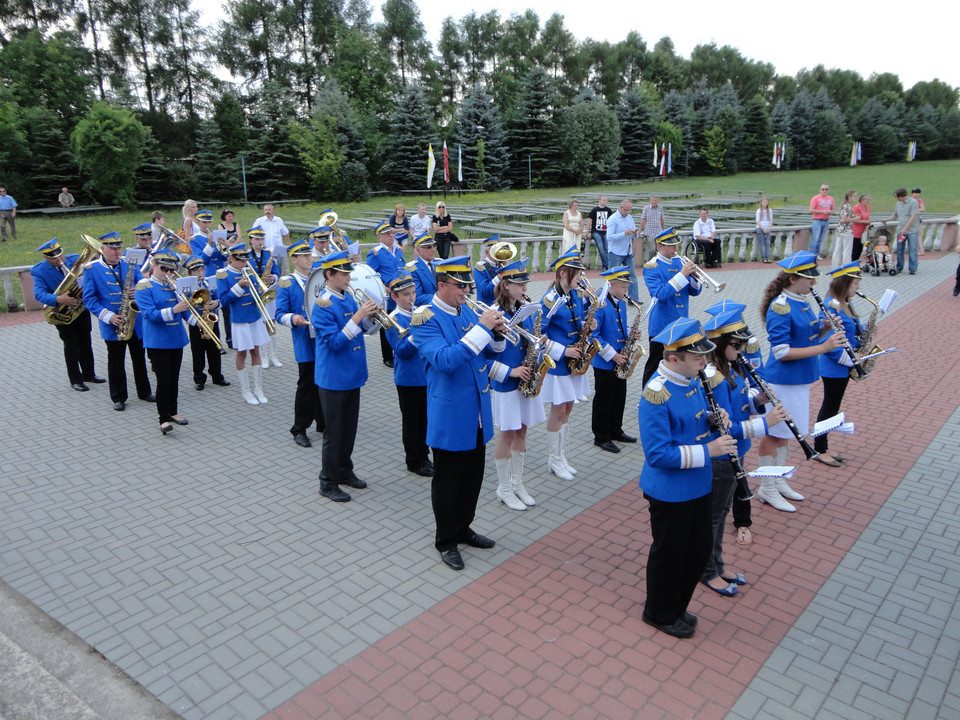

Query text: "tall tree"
[905, 79, 959, 110]
[0, 0, 73, 33]
[646, 37, 686, 94]
[687, 43, 774, 100]
[25, 107, 80, 203]
[617, 86, 658, 178]
[786, 90, 816, 170]
[194, 119, 243, 199]
[379, 0, 428, 86]
[380, 84, 436, 191]
[101, 0, 165, 113]
[556, 91, 621, 185]
[740, 96, 772, 172]
[453, 84, 509, 190]
[506, 67, 561, 187]
[71, 101, 148, 207]
[152, 0, 218, 118]
[245, 82, 307, 199]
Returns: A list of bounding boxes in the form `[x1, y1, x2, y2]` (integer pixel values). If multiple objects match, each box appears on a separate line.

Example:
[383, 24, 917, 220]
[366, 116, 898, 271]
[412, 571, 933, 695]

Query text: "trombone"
[241, 266, 277, 334]
[678, 254, 726, 293]
[349, 287, 408, 338]
[464, 297, 544, 348]
[164, 277, 223, 350]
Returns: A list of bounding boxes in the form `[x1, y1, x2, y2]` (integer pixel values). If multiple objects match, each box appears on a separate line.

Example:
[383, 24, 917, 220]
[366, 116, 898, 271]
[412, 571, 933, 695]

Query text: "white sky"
[368, 0, 957, 91]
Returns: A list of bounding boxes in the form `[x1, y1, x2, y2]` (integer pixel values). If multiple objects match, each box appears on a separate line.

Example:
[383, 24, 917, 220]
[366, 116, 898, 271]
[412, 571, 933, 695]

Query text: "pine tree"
[786, 90, 816, 170]
[452, 84, 509, 190]
[24, 107, 79, 203]
[505, 67, 561, 188]
[194, 119, 242, 200]
[740, 96, 772, 172]
[134, 131, 168, 201]
[617, 86, 658, 179]
[245, 82, 308, 199]
[380, 84, 436, 191]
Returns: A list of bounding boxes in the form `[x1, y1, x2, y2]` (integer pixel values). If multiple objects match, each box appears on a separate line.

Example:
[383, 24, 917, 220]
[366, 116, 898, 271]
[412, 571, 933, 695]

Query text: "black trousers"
[695, 239, 722, 266]
[292, 360, 324, 435]
[188, 322, 224, 385]
[318, 387, 360, 486]
[147, 347, 182, 424]
[732, 494, 752, 529]
[432, 427, 485, 552]
[106, 336, 151, 403]
[641, 341, 665, 389]
[814, 375, 850, 453]
[592, 367, 627, 443]
[435, 233, 455, 259]
[221, 305, 232, 345]
[397, 385, 429, 469]
[643, 492, 712, 625]
[379, 328, 394, 363]
[57, 310, 96, 384]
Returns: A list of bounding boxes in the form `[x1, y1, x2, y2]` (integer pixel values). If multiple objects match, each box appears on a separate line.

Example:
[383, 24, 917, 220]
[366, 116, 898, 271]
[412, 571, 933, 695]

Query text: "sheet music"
[510, 303, 540, 326]
[749, 466, 796, 478]
[878, 289, 898, 314]
[176, 276, 199, 294]
[211, 229, 228, 243]
[123, 248, 147, 265]
[810, 413, 845, 438]
[544, 295, 568, 320]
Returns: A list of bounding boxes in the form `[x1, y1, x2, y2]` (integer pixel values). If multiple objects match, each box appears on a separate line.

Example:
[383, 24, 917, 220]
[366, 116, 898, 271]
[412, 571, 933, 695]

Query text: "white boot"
[258, 344, 271, 369]
[757, 477, 795, 512]
[511, 450, 535, 506]
[252, 364, 268, 404]
[547, 430, 573, 481]
[559, 424, 577, 476]
[269, 336, 283, 367]
[238, 368, 259, 405]
[773, 446, 804, 500]
[496, 458, 526, 511]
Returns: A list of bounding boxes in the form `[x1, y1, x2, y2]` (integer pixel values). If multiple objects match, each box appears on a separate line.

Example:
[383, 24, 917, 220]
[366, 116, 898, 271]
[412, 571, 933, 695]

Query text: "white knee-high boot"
[547, 430, 573, 481]
[774, 445, 804, 500]
[511, 450, 535, 506]
[495, 457, 526, 510]
[268, 335, 282, 367]
[559, 424, 577, 475]
[251, 364, 268, 404]
[238, 368, 258, 405]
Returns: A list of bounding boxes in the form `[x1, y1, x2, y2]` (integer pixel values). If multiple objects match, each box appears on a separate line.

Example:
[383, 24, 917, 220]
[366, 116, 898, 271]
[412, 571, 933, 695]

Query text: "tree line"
[1, 0, 959, 208]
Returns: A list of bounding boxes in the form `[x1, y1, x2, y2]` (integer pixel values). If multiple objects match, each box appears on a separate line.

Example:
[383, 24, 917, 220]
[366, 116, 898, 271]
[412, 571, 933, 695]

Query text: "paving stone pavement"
[2, 252, 958, 719]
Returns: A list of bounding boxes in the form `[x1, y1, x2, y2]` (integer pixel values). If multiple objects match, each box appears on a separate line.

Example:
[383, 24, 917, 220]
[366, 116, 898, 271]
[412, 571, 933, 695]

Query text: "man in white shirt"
[692, 208, 721, 268]
[255, 204, 290, 270]
[409, 203, 432, 239]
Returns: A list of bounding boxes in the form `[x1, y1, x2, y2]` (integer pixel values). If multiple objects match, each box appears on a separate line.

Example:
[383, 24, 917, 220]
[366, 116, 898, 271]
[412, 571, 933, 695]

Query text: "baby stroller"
[860, 235, 897, 276]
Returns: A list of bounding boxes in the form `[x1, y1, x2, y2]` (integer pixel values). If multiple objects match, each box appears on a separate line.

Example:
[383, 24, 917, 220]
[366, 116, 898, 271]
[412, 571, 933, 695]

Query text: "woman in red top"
[851, 193, 871, 264]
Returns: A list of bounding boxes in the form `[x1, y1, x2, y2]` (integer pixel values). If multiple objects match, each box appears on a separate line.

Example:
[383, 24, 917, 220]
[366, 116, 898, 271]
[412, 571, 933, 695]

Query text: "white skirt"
[767, 382, 812, 439]
[231, 319, 270, 351]
[540, 371, 590, 405]
[492, 389, 547, 431]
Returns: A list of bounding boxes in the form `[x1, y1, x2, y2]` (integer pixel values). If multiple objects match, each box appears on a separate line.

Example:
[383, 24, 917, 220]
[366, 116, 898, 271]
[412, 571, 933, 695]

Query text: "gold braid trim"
[643, 379, 671, 405]
[411, 306, 434, 326]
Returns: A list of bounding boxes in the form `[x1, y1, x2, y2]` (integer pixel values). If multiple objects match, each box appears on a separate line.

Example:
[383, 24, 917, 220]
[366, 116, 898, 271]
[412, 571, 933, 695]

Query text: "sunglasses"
[158, 265, 177, 273]
[438, 205, 445, 208]
[821, 187, 829, 191]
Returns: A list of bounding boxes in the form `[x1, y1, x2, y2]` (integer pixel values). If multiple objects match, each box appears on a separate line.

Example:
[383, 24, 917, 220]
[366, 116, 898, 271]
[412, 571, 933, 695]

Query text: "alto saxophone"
[116, 259, 140, 342]
[853, 291, 883, 377]
[518, 309, 555, 398]
[567, 288, 602, 376]
[615, 298, 646, 380]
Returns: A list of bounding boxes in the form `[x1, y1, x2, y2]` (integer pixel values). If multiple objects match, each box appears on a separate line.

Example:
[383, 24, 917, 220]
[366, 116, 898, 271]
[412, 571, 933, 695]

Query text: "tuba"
[489, 241, 517, 266]
[43, 235, 101, 326]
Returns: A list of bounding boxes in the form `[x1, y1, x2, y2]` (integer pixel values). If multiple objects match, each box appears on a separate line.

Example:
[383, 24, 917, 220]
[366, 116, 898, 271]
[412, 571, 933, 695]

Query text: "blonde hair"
[394, 204, 405, 215]
[181, 199, 197, 219]
[759, 196, 771, 221]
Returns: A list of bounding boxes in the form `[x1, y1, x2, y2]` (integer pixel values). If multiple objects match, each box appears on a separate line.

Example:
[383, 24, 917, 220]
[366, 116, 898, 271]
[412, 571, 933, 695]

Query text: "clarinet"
[735, 355, 819, 460]
[697, 369, 755, 502]
[809, 287, 868, 380]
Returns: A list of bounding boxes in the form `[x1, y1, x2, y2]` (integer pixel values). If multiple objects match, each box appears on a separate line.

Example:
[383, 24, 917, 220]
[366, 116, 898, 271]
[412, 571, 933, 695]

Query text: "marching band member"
[473, 235, 504, 306]
[311, 250, 378, 502]
[248, 227, 282, 369]
[590, 267, 638, 453]
[540, 250, 593, 481]
[182, 256, 229, 392]
[641, 227, 703, 387]
[757, 250, 845, 511]
[487, 259, 547, 511]
[638, 317, 736, 639]
[309, 226, 333, 266]
[217, 242, 270, 405]
[132, 223, 154, 274]
[405, 232, 438, 307]
[82, 232, 153, 410]
[410, 256, 505, 570]
[813, 262, 863, 465]
[31, 238, 103, 391]
[276, 241, 325, 448]
[190, 210, 231, 347]
[366, 221, 406, 367]
[135, 250, 192, 435]
[384, 275, 432, 477]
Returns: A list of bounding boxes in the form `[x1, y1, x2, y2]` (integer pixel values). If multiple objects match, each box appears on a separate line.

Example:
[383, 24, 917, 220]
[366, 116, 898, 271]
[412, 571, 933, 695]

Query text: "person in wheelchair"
[693, 208, 722, 268]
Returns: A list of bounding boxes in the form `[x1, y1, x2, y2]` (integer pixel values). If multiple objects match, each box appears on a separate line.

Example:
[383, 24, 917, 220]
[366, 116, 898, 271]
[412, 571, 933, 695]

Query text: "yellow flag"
[427, 144, 436, 188]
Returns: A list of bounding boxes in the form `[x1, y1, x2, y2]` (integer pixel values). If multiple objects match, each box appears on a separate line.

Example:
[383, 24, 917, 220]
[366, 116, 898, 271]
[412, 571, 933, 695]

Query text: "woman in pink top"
[851, 193, 871, 263]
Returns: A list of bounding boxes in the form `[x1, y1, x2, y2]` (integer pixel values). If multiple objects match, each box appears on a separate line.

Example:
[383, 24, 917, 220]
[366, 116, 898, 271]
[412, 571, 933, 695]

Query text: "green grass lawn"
[2, 159, 957, 269]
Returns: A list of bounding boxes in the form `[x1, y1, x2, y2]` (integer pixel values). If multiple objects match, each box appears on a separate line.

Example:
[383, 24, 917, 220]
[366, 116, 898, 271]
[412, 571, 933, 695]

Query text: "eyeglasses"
[158, 266, 177, 273]
[821, 187, 829, 191]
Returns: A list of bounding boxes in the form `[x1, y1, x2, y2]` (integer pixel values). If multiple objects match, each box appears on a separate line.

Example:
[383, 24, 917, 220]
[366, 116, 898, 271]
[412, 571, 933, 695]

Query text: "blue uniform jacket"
[405, 257, 437, 307]
[276, 273, 315, 363]
[134, 277, 189, 349]
[704, 364, 768, 457]
[366, 243, 406, 310]
[249, 249, 280, 280]
[764, 293, 822, 385]
[411, 298, 496, 451]
[487, 309, 539, 393]
[217, 266, 261, 323]
[191, 236, 228, 275]
[591, 296, 629, 371]
[638, 366, 714, 502]
[311, 288, 366, 390]
[386, 308, 426, 386]
[473, 261, 497, 306]
[541, 286, 588, 378]
[31, 254, 82, 307]
[82, 258, 144, 341]
[818, 299, 862, 379]
[642, 254, 703, 337]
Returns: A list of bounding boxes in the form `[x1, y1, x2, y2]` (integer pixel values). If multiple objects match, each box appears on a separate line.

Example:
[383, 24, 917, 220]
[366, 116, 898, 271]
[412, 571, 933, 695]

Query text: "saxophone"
[116, 259, 139, 341]
[43, 235, 101, 326]
[518, 309, 556, 398]
[853, 291, 883, 377]
[567, 287, 602, 376]
[615, 298, 647, 380]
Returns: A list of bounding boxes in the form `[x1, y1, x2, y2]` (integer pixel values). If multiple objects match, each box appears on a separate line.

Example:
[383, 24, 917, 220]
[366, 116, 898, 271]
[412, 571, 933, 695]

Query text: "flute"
[698, 369, 755, 502]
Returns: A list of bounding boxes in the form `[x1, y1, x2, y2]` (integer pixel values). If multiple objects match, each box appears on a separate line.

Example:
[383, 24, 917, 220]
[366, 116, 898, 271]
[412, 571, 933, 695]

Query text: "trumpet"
[462, 297, 542, 347]
[679, 254, 726, 293]
[164, 277, 223, 350]
[350, 286, 408, 339]
[241, 266, 277, 334]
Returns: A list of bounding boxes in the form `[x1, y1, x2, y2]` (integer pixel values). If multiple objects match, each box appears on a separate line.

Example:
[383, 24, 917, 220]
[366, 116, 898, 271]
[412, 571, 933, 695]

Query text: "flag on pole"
[653, 142, 659, 167]
[659, 151, 666, 176]
[427, 144, 436, 188]
[457, 144, 463, 183]
[772, 142, 778, 165]
[667, 143, 672, 174]
[849, 141, 858, 167]
[857, 142, 862, 162]
[906, 141, 917, 162]
[442, 141, 450, 183]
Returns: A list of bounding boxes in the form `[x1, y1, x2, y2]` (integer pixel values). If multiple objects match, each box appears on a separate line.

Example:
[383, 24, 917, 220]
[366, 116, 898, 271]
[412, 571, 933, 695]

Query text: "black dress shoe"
[341, 475, 367, 489]
[219, 348, 228, 355]
[195, 383, 205, 391]
[71, 382, 89, 392]
[383, 359, 394, 368]
[594, 439, 621, 453]
[316, 425, 326, 434]
[440, 549, 465, 570]
[683, 612, 698, 628]
[84, 375, 106, 384]
[139, 394, 156, 402]
[463, 530, 495, 549]
[171, 416, 189, 426]
[293, 432, 312, 448]
[613, 432, 637, 443]
[212, 378, 231, 386]
[642, 614, 695, 639]
[320, 483, 351, 502]
[954, 286, 960, 297]
[113, 401, 125, 411]
[160, 422, 173, 435]
[408, 462, 434, 477]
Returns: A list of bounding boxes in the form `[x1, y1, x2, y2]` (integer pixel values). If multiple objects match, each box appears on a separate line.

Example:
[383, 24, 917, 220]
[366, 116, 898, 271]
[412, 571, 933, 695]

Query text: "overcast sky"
[368, 0, 956, 91]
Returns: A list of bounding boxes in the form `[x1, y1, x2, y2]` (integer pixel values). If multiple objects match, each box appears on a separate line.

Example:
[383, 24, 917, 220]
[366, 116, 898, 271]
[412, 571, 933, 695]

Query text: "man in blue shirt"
[606, 200, 640, 302]
[0, 187, 17, 241]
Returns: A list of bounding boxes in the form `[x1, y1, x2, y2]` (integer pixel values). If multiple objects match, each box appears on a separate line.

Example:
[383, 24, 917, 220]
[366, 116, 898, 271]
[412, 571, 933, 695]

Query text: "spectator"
[587, 195, 613, 271]
[693, 208, 721, 267]
[912, 188, 925, 256]
[755, 197, 773, 263]
[0, 187, 18, 241]
[255, 204, 290, 273]
[561, 199, 583, 254]
[851, 194, 871, 263]
[881, 188, 920, 275]
[150, 211, 166, 247]
[432, 201, 456, 259]
[831, 190, 857, 267]
[181, 199, 199, 238]
[808, 183, 834, 257]
[389, 204, 411, 248]
[409, 203, 432, 239]
[58, 187, 75, 208]
[637, 195, 665, 261]
[606, 199, 640, 302]
[219, 208, 240, 242]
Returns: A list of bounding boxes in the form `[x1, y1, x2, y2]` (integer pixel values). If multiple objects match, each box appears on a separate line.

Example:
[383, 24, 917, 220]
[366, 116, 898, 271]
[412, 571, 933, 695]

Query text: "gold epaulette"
[405, 260, 417, 269]
[542, 293, 557, 311]
[828, 297, 841, 311]
[216, 268, 228, 279]
[411, 306, 434, 326]
[771, 295, 790, 315]
[703, 364, 724, 389]
[746, 336, 760, 354]
[643, 377, 671, 405]
[371, 246, 380, 255]
[135, 278, 151, 289]
[644, 258, 658, 269]
[279, 276, 292, 288]
[315, 295, 332, 308]
[475, 261, 486, 270]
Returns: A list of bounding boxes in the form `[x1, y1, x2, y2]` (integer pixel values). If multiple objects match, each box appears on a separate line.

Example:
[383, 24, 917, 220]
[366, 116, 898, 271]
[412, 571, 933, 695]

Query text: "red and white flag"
[442, 141, 450, 184]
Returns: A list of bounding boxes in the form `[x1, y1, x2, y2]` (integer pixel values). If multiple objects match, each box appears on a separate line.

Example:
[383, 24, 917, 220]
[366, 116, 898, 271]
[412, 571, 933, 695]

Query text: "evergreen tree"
[213, 93, 249, 157]
[660, 90, 692, 175]
[850, 97, 897, 165]
[71, 101, 149, 207]
[505, 67, 561, 188]
[712, 83, 743, 174]
[24, 107, 79, 203]
[813, 109, 848, 168]
[617, 86, 658, 179]
[245, 83, 308, 199]
[786, 90, 816, 170]
[556, 92, 621, 185]
[194, 119, 242, 200]
[134, 131, 168, 201]
[380, 84, 437, 191]
[740, 96, 772, 172]
[935, 106, 960, 159]
[452, 84, 509, 190]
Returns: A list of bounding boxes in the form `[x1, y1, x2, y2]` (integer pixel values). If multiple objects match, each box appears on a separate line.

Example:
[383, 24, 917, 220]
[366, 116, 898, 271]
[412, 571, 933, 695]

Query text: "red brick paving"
[263, 275, 960, 719]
